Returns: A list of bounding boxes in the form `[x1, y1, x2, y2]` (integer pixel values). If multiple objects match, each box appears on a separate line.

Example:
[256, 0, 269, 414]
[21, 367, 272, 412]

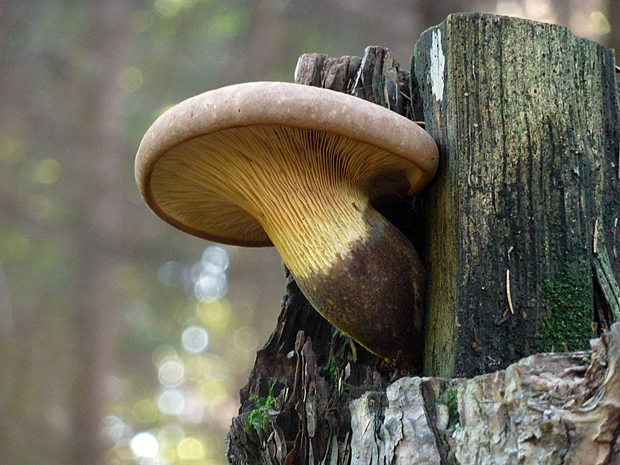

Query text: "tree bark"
[227, 13, 620, 465]
[416, 13, 620, 378]
[348, 322, 620, 465]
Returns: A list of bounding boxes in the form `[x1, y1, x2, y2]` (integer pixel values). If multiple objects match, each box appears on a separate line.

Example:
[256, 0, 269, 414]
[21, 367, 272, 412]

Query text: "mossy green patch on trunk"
[537, 265, 595, 352]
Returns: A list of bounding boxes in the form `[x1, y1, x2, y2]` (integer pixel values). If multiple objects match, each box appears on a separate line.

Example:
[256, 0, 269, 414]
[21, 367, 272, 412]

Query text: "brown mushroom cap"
[135, 81, 438, 248]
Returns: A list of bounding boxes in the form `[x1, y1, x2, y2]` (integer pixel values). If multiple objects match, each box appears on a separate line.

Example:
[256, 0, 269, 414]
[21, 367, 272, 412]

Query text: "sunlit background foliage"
[0, 0, 617, 464]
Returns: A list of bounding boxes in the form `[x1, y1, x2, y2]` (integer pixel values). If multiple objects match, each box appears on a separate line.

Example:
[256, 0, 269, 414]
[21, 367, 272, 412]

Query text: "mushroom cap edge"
[135, 81, 439, 247]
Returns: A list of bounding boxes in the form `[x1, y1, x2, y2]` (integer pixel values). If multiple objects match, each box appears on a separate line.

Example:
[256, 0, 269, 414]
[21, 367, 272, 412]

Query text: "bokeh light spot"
[118, 66, 144, 93]
[181, 325, 209, 354]
[177, 437, 205, 460]
[35, 158, 62, 184]
[154, 0, 182, 18]
[132, 399, 159, 424]
[196, 300, 232, 333]
[130, 431, 159, 458]
[523, 0, 553, 21]
[201, 246, 229, 273]
[101, 415, 130, 443]
[158, 389, 186, 416]
[189, 246, 229, 302]
[209, 8, 251, 40]
[158, 357, 185, 387]
[200, 380, 227, 400]
[112, 439, 135, 461]
[193, 271, 227, 302]
[208, 395, 240, 429]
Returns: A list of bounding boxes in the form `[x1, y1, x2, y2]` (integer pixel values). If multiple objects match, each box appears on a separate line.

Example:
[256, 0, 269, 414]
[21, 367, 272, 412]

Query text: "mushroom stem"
[271, 203, 425, 365]
[251, 174, 424, 364]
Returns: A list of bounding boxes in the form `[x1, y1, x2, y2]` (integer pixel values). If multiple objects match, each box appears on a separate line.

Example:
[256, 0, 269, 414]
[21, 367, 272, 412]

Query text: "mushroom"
[135, 81, 438, 365]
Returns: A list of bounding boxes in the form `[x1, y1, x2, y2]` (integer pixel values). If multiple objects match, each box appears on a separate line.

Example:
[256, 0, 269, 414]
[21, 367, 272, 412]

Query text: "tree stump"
[226, 13, 620, 464]
[416, 13, 620, 378]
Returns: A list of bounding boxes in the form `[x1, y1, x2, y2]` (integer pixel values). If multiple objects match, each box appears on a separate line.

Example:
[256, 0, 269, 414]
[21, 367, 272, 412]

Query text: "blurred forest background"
[0, 0, 618, 464]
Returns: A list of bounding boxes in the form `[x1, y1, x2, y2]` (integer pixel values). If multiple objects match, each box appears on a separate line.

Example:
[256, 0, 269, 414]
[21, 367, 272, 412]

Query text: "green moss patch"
[537, 265, 595, 352]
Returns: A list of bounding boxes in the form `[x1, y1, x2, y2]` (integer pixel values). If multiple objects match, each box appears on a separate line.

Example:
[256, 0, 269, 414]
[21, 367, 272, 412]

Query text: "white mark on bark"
[430, 29, 445, 102]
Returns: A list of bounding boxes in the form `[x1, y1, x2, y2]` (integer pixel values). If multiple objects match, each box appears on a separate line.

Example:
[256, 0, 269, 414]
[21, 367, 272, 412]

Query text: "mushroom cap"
[135, 81, 438, 247]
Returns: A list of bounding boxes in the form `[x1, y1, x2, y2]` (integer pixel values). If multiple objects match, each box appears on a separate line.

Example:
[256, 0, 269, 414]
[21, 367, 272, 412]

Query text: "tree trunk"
[416, 13, 620, 378]
[226, 13, 620, 465]
[71, 1, 133, 463]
